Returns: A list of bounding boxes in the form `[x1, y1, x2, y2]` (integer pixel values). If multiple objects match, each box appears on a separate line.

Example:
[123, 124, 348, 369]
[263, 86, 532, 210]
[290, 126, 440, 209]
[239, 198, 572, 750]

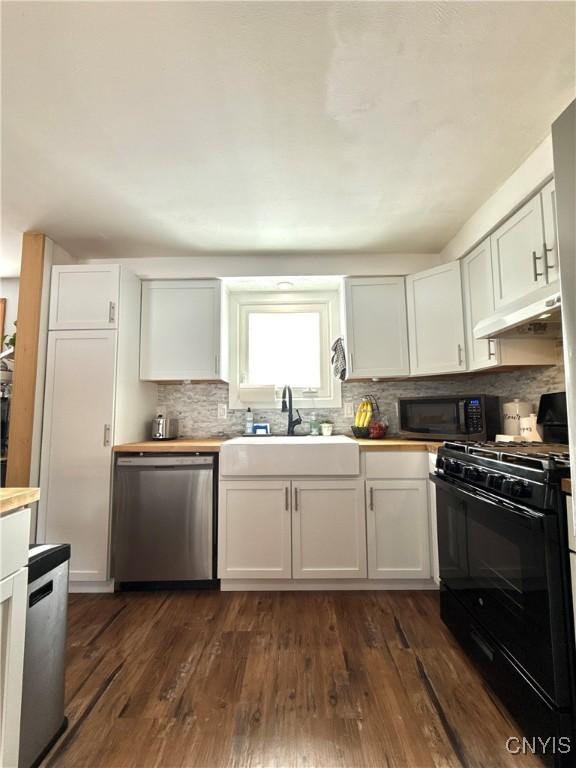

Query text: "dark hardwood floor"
[40, 590, 544, 768]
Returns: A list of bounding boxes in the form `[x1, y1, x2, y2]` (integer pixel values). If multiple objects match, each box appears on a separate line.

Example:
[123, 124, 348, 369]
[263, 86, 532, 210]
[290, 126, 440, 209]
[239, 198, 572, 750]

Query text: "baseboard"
[220, 578, 439, 591]
[69, 579, 115, 593]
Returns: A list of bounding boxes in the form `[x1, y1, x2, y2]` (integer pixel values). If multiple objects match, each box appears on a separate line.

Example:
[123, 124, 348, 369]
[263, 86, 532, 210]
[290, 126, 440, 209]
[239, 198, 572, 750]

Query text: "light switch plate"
[344, 402, 354, 418]
[218, 403, 228, 420]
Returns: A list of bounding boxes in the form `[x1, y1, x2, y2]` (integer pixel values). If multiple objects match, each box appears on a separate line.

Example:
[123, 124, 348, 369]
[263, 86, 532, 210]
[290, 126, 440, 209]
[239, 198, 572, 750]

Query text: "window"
[228, 291, 342, 409]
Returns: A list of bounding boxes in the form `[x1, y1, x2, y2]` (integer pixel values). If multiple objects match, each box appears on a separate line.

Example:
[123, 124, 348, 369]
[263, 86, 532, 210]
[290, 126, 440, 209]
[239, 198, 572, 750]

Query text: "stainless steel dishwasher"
[113, 454, 216, 587]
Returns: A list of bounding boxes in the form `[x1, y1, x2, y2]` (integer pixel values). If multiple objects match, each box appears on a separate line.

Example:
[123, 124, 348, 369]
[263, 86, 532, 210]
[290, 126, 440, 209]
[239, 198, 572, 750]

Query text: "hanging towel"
[331, 337, 347, 381]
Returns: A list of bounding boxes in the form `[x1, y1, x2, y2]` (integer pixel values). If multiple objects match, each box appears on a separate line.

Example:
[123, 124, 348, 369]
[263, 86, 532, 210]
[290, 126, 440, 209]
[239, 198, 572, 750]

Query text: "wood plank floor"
[41, 590, 545, 768]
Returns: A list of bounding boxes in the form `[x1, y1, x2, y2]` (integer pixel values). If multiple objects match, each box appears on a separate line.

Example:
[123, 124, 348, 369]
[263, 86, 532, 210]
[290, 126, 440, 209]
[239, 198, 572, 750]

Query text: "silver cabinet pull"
[349, 351, 355, 373]
[103, 424, 111, 447]
[532, 251, 544, 281]
[294, 487, 299, 512]
[215, 354, 219, 376]
[488, 339, 496, 360]
[108, 301, 116, 323]
[457, 343, 464, 367]
[285, 486, 289, 511]
[369, 487, 374, 511]
[543, 240, 555, 272]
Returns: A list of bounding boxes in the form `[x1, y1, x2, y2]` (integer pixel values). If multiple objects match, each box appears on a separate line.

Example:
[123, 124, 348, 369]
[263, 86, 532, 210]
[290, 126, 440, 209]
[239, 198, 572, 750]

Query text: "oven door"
[433, 474, 568, 706]
[398, 398, 465, 439]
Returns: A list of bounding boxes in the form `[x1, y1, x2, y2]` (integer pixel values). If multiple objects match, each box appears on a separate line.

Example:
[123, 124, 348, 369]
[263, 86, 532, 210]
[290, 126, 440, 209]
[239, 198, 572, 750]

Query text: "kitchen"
[1, 2, 575, 767]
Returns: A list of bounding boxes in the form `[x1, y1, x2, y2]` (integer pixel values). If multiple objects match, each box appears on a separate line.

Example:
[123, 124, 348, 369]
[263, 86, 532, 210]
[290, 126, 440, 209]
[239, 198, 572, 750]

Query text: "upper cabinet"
[344, 277, 410, 378]
[490, 183, 558, 309]
[462, 239, 499, 371]
[406, 262, 466, 376]
[140, 279, 228, 381]
[541, 179, 559, 285]
[462, 238, 557, 371]
[49, 265, 120, 330]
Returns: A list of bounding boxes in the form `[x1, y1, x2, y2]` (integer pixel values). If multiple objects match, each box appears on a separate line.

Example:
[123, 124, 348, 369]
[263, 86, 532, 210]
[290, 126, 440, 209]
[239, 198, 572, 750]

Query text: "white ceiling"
[2, 1, 575, 276]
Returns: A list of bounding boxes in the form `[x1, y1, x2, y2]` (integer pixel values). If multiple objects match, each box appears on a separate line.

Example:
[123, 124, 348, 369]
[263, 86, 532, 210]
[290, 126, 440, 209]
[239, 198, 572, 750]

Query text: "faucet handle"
[295, 409, 302, 425]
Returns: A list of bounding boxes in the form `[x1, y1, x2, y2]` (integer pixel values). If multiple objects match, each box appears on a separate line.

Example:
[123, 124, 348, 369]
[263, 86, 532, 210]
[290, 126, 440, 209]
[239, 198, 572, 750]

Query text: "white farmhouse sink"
[220, 435, 360, 477]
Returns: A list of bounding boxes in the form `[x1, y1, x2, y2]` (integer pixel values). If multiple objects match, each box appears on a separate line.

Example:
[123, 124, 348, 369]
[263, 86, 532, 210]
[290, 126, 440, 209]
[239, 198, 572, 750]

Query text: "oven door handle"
[430, 473, 545, 523]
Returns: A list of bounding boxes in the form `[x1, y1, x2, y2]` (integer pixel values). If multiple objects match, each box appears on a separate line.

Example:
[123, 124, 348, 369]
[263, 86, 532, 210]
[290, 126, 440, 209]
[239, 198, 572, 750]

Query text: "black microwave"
[398, 395, 500, 441]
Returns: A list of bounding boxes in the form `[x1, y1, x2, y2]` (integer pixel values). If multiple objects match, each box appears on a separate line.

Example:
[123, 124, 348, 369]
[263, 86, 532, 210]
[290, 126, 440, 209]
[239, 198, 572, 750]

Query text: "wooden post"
[6, 233, 46, 487]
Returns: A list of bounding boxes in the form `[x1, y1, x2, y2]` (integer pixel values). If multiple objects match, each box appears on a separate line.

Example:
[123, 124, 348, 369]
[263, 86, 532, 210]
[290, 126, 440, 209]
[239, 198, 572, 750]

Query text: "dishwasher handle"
[116, 455, 214, 468]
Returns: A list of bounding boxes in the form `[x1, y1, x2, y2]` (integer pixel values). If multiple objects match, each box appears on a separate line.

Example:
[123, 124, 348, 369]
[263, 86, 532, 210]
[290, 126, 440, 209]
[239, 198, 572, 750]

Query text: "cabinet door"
[218, 481, 291, 579]
[345, 277, 410, 378]
[541, 180, 559, 285]
[490, 195, 546, 308]
[292, 481, 366, 579]
[140, 280, 222, 380]
[39, 331, 117, 582]
[406, 262, 466, 375]
[0, 568, 28, 768]
[461, 239, 500, 371]
[366, 480, 430, 579]
[49, 265, 120, 330]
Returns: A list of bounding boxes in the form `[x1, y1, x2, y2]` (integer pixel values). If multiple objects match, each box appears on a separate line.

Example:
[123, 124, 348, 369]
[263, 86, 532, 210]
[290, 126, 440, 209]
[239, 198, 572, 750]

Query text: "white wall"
[441, 137, 554, 262]
[83, 252, 441, 279]
[1, 277, 19, 336]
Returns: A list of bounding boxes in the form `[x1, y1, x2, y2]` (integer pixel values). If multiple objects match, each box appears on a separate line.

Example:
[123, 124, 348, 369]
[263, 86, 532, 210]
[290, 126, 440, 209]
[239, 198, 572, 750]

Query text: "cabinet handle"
[369, 487, 374, 511]
[294, 488, 299, 512]
[349, 351, 354, 373]
[532, 251, 544, 281]
[285, 486, 289, 511]
[215, 354, 219, 376]
[543, 240, 555, 272]
[457, 343, 464, 367]
[108, 301, 116, 323]
[488, 339, 496, 359]
[103, 424, 111, 447]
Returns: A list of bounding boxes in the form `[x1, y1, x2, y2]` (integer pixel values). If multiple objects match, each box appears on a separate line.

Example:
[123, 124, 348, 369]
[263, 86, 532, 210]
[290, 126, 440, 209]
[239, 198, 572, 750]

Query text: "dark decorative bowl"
[351, 426, 371, 439]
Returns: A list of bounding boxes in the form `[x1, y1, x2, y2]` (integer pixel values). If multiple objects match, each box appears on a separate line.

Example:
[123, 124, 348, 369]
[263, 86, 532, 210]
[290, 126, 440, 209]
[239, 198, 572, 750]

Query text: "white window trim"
[228, 290, 342, 410]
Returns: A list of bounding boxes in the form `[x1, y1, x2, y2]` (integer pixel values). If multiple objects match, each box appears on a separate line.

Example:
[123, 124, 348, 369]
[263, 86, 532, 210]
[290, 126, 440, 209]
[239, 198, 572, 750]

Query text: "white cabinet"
[490, 195, 547, 308]
[292, 481, 366, 579]
[39, 265, 155, 587]
[541, 180, 560, 285]
[40, 331, 117, 582]
[462, 239, 499, 371]
[406, 262, 466, 375]
[344, 277, 409, 378]
[49, 265, 120, 330]
[218, 481, 291, 578]
[0, 506, 30, 768]
[462, 239, 557, 372]
[140, 280, 227, 381]
[366, 479, 430, 579]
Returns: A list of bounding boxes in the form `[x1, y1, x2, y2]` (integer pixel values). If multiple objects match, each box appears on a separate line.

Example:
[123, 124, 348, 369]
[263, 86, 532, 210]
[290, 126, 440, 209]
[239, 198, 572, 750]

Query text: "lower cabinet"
[292, 481, 366, 579]
[366, 479, 431, 579]
[218, 481, 292, 578]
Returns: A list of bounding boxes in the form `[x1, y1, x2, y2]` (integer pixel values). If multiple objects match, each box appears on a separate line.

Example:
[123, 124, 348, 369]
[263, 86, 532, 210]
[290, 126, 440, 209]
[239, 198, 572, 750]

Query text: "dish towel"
[331, 337, 347, 381]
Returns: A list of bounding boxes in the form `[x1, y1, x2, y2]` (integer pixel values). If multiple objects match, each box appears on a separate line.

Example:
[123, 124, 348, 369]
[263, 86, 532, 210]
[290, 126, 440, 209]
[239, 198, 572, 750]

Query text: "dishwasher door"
[113, 455, 214, 582]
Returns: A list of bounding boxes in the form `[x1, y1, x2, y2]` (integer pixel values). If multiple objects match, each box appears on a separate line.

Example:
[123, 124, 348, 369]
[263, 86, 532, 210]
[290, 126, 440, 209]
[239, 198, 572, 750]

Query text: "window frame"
[228, 290, 342, 410]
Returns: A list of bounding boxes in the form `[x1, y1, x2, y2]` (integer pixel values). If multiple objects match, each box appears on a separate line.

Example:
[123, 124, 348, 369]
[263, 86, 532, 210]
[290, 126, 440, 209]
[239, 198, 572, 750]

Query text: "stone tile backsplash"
[158, 363, 566, 438]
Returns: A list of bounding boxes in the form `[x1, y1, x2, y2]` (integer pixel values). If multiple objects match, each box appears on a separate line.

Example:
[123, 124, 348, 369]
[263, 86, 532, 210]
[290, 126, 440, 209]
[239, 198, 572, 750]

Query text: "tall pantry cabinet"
[38, 265, 156, 586]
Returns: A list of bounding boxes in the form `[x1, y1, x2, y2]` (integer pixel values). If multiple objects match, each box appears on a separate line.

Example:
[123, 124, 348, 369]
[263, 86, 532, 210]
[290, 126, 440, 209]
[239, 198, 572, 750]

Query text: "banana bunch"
[354, 399, 373, 428]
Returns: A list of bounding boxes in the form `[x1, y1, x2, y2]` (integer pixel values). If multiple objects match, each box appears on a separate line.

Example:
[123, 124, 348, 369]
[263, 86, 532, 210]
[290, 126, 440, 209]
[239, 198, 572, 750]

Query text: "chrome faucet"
[281, 385, 302, 435]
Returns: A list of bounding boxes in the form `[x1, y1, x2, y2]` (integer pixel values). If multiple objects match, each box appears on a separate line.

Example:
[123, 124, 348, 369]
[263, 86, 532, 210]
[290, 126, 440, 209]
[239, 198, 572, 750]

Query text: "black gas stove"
[432, 440, 574, 765]
[436, 440, 571, 511]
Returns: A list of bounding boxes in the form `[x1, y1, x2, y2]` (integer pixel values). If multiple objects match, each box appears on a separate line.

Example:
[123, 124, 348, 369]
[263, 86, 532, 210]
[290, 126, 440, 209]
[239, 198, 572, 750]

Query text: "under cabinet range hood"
[474, 290, 562, 339]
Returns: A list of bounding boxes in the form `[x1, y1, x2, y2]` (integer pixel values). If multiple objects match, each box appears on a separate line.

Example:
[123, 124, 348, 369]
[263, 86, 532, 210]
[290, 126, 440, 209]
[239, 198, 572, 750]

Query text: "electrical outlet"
[344, 402, 354, 418]
[217, 403, 228, 420]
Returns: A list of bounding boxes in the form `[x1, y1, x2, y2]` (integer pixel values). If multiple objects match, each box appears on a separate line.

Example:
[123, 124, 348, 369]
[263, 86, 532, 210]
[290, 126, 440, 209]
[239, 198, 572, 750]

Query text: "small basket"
[351, 426, 371, 439]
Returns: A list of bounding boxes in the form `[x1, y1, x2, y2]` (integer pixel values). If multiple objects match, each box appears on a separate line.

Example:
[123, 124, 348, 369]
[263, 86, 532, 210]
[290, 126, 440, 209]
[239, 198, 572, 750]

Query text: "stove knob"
[487, 473, 503, 490]
[510, 481, 531, 499]
[464, 467, 481, 481]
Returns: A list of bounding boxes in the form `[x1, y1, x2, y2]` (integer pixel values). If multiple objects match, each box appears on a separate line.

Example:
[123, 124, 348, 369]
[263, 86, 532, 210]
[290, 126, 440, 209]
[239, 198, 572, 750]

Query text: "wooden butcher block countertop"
[0, 487, 40, 516]
[562, 478, 572, 495]
[113, 437, 443, 453]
